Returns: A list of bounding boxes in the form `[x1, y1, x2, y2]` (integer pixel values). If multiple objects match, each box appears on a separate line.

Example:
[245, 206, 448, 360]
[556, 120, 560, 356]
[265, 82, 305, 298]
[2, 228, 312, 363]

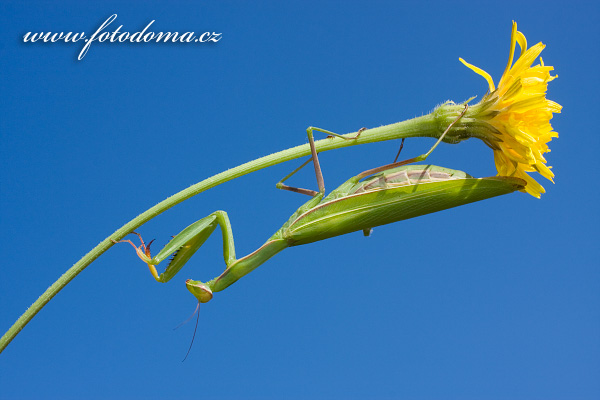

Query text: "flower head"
[458, 21, 561, 198]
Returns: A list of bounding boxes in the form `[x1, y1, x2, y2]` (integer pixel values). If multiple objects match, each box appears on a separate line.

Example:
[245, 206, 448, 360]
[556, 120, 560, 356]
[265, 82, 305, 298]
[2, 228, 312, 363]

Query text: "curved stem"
[1, 111, 448, 353]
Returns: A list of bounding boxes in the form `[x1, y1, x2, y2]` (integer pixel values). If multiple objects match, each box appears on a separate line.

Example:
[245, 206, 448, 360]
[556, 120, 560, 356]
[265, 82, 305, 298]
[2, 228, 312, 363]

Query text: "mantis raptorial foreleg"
[114, 211, 239, 302]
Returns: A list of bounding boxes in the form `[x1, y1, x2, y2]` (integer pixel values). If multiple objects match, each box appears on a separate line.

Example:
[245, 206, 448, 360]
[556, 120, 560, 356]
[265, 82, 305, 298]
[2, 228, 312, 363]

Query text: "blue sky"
[1, 1, 598, 399]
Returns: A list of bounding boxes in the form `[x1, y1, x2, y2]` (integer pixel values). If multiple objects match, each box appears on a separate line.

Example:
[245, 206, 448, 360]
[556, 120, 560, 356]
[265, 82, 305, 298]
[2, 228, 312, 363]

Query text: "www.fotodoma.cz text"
[23, 14, 222, 60]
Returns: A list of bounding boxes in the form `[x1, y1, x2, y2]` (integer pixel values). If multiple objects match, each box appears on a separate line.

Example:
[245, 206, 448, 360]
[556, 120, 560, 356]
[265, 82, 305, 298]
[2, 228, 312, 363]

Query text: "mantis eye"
[185, 280, 213, 303]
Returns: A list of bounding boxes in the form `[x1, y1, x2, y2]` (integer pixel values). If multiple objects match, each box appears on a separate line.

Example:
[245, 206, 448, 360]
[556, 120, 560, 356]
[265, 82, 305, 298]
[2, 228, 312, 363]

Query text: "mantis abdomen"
[283, 166, 522, 246]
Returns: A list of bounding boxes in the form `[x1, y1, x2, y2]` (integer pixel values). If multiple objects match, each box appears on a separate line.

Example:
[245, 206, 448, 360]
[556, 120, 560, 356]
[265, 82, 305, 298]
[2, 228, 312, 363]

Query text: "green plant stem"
[0, 110, 458, 353]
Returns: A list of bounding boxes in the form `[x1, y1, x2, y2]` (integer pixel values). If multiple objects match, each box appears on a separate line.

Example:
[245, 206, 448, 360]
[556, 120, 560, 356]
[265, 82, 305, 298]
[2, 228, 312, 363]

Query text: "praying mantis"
[116, 106, 526, 303]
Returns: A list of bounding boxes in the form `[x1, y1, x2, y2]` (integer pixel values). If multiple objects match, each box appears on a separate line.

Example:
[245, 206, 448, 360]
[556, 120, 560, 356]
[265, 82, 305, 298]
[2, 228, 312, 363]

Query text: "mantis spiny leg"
[115, 211, 236, 285]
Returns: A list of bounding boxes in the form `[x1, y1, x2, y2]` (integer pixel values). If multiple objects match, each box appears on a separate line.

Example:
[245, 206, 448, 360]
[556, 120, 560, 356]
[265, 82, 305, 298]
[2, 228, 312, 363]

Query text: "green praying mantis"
[116, 105, 526, 303]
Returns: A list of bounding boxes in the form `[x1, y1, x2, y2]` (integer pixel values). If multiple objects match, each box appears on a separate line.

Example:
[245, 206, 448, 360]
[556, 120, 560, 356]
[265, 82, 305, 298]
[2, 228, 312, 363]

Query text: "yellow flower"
[458, 21, 562, 198]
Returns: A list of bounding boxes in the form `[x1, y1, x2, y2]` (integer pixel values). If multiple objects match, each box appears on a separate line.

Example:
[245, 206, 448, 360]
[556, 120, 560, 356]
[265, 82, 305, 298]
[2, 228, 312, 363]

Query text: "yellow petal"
[518, 169, 545, 198]
[500, 22, 519, 84]
[459, 57, 495, 92]
[516, 30, 527, 56]
[510, 43, 546, 77]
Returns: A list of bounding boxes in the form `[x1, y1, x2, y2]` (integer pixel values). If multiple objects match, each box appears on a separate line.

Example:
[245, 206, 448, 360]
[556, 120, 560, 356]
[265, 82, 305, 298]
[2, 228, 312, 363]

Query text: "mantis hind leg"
[392, 138, 406, 163]
[356, 105, 469, 180]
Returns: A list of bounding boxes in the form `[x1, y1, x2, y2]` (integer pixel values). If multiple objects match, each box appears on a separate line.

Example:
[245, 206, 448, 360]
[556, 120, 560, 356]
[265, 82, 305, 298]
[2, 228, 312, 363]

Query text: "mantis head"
[186, 280, 213, 303]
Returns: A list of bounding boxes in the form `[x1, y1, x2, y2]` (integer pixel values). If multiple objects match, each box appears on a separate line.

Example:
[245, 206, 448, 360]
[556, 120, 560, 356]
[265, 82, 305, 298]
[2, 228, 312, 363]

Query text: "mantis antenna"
[181, 304, 200, 362]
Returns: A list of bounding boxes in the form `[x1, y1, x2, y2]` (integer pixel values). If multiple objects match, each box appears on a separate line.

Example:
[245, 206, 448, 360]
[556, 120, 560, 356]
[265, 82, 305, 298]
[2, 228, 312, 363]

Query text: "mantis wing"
[286, 174, 526, 245]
